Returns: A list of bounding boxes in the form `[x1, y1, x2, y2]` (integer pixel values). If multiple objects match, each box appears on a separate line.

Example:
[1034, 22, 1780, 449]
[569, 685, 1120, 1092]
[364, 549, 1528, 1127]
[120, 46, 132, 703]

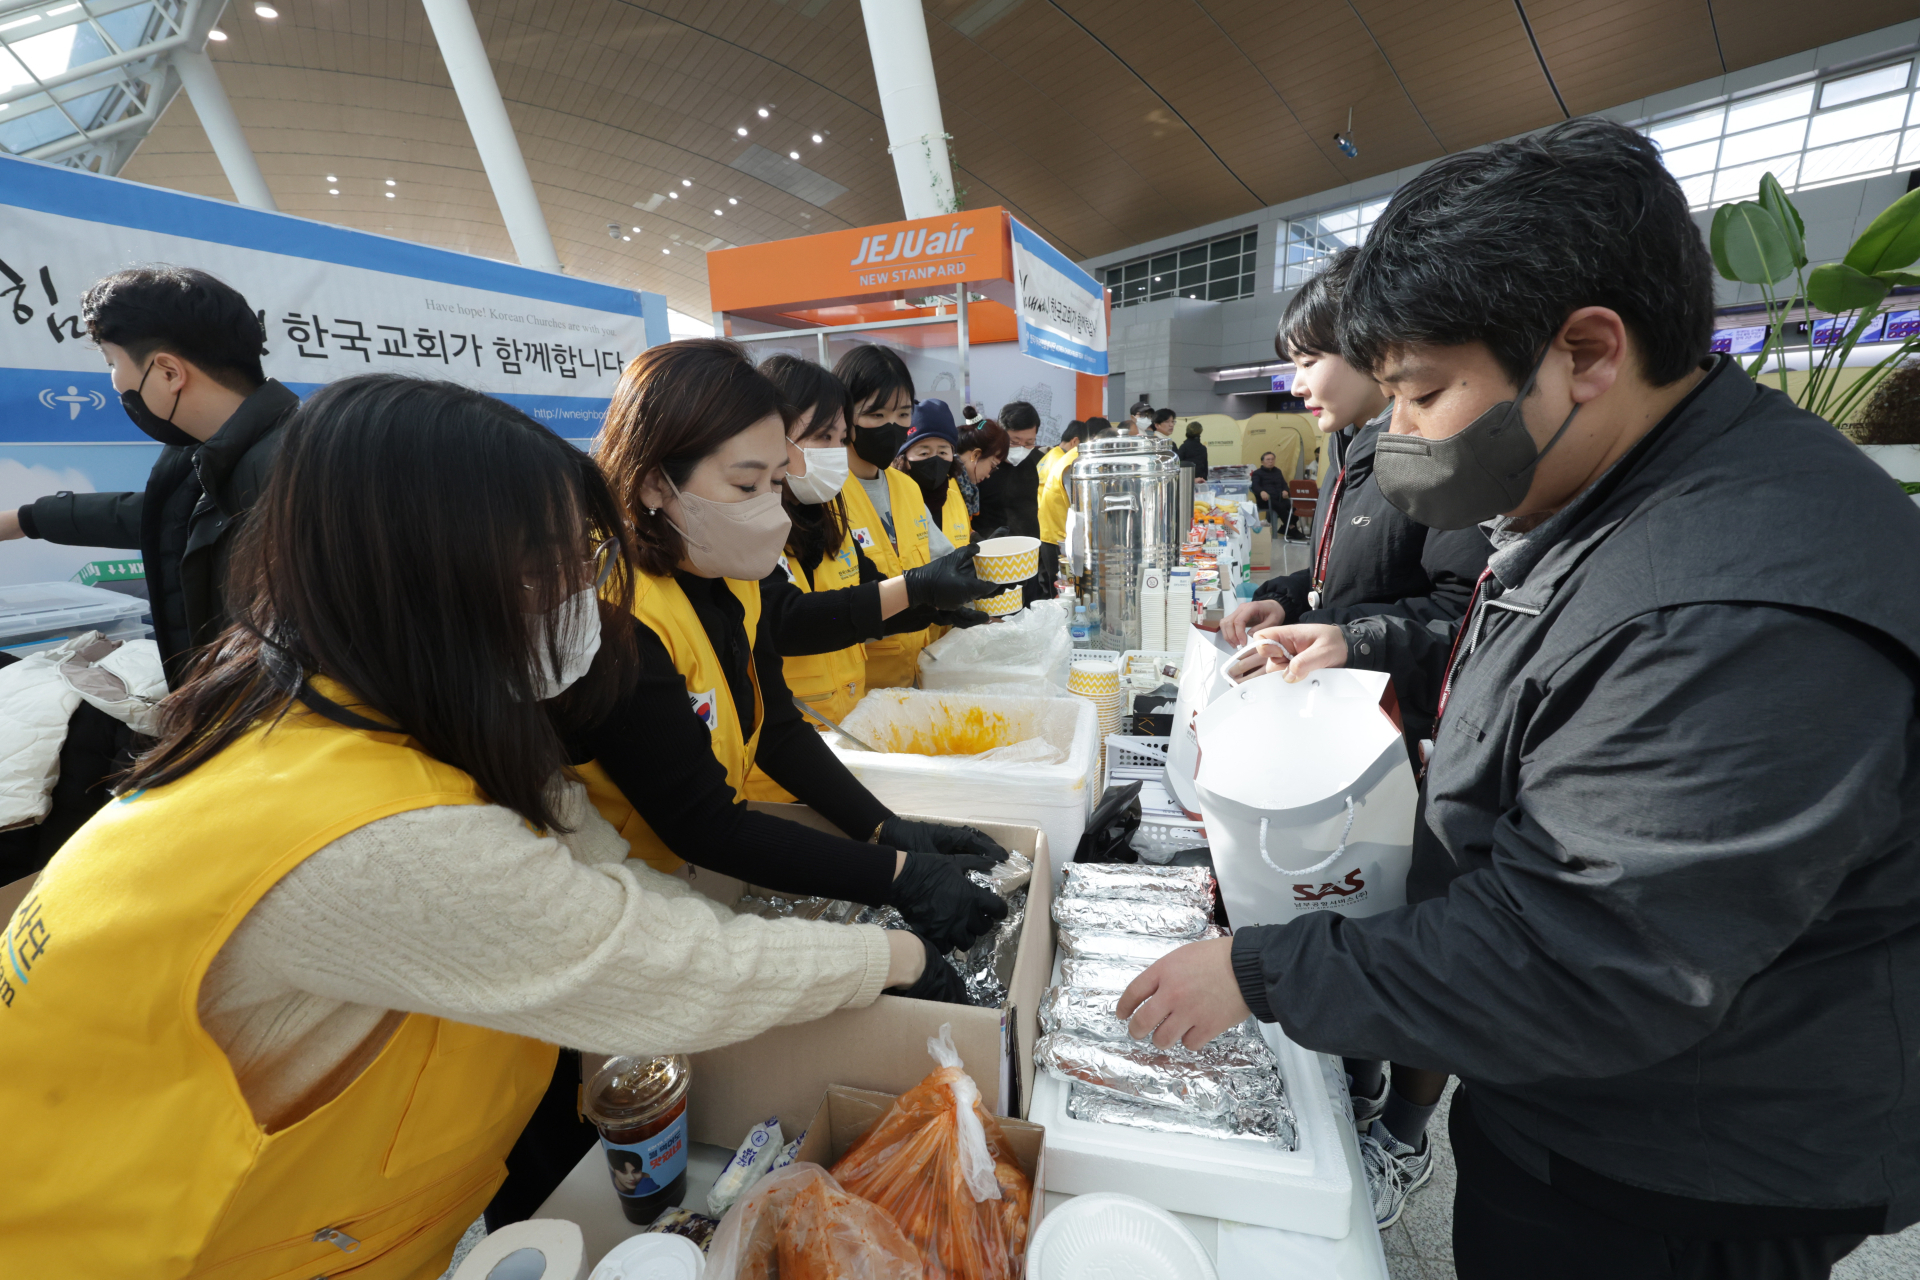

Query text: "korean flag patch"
[851, 527, 876, 550]
[688, 689, 720, 731]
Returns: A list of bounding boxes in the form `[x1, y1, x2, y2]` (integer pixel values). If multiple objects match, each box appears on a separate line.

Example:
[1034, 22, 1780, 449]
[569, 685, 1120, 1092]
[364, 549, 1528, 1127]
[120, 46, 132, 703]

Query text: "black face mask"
[852, 422, 907, 469]
[121, 362, 198, 447]
[905, 455, 953, 510]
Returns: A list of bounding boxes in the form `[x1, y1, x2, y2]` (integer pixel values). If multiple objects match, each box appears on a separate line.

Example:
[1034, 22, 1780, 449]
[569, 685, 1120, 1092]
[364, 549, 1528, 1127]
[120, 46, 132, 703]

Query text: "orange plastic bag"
[706, 1162, 921, 1280]
[830, 1026, 1034, 1280]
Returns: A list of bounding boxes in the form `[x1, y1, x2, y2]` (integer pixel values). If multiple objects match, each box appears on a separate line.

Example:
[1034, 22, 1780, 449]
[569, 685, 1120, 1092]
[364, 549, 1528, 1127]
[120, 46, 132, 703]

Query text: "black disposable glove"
[902, 543, 1002, 611]
[888, 851, 1009, 951]
[880, 815, 1010, 864]
[886, 934, 971, 1004]
[933, 607, 992, 629]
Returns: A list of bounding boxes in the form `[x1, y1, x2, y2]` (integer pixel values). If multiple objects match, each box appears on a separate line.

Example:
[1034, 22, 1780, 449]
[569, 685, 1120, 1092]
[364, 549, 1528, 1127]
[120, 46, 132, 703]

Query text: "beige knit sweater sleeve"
[200, 780, 893, 1127]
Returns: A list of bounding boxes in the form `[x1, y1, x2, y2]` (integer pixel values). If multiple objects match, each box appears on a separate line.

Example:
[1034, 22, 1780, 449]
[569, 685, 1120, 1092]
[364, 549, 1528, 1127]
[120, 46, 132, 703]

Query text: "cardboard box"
[795, 1084, 1045, 1261]
[680, 808, 1054, 1150]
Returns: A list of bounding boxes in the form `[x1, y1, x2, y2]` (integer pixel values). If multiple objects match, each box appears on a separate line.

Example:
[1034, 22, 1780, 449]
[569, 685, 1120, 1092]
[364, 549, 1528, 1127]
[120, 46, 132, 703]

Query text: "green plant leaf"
[1807, 262, 1892, 314]
[1758, 172, 1807, 268]
[1873, 269, 1920, 286]
[1711, 202, 1796, 285]
[1842, 186, 1920, 275]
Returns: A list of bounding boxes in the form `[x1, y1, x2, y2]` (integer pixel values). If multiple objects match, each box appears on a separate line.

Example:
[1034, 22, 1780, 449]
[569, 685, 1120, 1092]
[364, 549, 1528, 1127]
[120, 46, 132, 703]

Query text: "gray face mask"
[1372, 354, 1580, 530]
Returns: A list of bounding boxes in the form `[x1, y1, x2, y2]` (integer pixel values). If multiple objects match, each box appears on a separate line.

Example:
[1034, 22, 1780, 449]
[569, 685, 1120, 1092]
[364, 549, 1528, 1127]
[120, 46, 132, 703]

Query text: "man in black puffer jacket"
[1, 266, 295, 689]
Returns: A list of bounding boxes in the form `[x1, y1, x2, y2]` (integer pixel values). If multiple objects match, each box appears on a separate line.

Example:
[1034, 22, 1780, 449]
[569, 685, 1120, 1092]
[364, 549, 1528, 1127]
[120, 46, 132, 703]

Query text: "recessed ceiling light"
[385, 178, 395, 186]
[736, 127, 748, 136]
[208, 28, 228, 41]
[325, 173, 337, 181]
[758, 107, 769, 118]
[328, 188, 339, 195]
[681, 179, 691, 187]
[668, 191, 678, 199]
[632, 226, 641, 232]
[788, 150, 799, 160]
[713, 209, 723, 216]
[622, 236, 631, 241]
[728, 197, 737, 205]
[662, 248, 670, 254]
[811, 133, 822, 143]
[254, 3, 276, 17]
[385, 191, 395, 198]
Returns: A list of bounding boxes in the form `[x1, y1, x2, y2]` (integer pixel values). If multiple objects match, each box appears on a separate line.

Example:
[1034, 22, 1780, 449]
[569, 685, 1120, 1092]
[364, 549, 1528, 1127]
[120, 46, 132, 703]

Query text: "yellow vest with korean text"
[940, 478, 972, 548]
[745, 540, 864, 802]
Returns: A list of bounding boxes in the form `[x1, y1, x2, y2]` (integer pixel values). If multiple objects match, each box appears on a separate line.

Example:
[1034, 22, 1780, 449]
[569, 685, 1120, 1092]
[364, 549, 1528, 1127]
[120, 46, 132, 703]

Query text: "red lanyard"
[1312, 466, 1349, 592]
[1434, 567, 1494, 728]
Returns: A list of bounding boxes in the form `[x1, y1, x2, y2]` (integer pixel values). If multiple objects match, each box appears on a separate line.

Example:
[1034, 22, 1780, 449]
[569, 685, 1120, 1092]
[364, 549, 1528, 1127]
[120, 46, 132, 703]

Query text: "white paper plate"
[1028, 1193, 1217, 1280]
[587, 1233, 705, 1280]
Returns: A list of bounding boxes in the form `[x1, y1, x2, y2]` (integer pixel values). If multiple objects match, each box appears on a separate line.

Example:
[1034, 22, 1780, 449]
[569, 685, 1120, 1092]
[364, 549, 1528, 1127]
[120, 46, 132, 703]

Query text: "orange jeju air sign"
[708, 207, 1010, 314]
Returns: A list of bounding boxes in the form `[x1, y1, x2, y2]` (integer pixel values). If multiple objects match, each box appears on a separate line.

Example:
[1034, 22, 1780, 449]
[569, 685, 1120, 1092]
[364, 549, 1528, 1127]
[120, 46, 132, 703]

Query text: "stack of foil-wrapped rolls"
[1037, 863, 1298, 1148]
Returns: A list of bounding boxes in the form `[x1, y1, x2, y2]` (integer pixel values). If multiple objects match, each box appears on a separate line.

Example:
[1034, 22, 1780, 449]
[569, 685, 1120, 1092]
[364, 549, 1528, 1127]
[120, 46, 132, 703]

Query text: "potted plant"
[1709, 174, 1920, 476]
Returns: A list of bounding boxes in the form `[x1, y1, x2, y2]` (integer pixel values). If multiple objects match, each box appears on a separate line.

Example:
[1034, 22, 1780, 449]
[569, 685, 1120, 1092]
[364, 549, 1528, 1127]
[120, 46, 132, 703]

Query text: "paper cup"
[978, 584, 1025, 616]
[975, 535, 1043, 585]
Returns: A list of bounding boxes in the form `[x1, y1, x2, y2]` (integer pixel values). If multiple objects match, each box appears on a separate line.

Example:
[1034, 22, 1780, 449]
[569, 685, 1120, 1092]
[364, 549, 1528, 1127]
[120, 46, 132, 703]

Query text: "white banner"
[1010, 217, 1107, 376]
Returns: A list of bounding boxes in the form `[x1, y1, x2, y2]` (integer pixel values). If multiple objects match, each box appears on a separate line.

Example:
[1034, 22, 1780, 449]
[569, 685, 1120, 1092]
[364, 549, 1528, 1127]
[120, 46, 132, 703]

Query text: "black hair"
[999, 400, 1041, 435]
[1277, 247, 1354, 361]
[1087, 416, 1116, 439]
[957, 420, 1009, 463]
[834, 343, 916, 417]
[83, 266, 267, 393]
[1152, 408, 1175, 425]
[1058, 419, 1089, 445]
[1341, 117, 1713, 387]
[123, 375, 637, 833]
[758, 353, 851, 565]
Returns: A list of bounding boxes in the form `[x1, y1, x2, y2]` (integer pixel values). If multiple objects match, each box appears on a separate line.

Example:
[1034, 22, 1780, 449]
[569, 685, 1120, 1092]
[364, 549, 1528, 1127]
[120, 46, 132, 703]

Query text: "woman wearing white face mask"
[0, 374, 950, 1278]
[741, 356, 997, 802]
[576, 341, 1010, 968]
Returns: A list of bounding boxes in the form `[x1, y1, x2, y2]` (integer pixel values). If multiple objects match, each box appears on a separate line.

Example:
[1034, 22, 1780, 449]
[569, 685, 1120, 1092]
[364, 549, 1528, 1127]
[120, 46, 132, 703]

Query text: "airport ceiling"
[116, 0, 1919, 318]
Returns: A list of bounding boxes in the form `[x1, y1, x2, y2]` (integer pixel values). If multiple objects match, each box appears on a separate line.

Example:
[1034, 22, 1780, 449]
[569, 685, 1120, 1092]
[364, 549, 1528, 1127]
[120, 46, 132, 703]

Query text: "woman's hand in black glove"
[902, 544, 1002, 611]
[885, 934, 971, 1004]
[888, 851, 1008, 951]
[881, 815, 1010, 864]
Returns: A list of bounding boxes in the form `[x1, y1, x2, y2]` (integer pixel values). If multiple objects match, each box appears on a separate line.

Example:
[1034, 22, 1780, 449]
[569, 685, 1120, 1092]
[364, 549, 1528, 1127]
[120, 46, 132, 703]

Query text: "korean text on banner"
[0, 155, 670, 445]
[1009, 218, 1107, 377]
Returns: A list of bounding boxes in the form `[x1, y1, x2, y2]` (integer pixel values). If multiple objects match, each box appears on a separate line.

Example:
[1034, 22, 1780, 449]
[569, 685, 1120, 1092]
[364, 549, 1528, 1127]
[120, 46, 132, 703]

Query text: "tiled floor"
[1383, 1085, 1920, 1280]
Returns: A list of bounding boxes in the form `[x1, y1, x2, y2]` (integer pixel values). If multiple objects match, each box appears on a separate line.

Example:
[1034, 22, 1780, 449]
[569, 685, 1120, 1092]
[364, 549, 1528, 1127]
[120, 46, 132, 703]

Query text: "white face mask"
[1135, 415, 1152, 430]
[528, 586, 602, 700]
[1006, 445, 1033, 466]
[783, 444, 850, 505]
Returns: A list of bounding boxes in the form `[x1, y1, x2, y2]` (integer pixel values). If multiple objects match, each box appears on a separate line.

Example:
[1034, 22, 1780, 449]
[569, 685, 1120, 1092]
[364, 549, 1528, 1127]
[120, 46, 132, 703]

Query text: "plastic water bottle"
[1070, 605, 1091, 648]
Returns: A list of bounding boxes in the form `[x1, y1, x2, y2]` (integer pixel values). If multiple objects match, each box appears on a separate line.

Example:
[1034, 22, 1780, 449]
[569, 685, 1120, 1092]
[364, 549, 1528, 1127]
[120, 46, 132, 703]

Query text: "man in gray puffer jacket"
[1121, 118, 1920, 1279]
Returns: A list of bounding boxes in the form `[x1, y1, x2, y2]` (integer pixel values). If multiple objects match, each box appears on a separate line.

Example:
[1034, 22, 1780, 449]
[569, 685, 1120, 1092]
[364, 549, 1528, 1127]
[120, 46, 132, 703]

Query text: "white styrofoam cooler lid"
[1194, 670, 1397, 811]
[0, 581, 149, 644]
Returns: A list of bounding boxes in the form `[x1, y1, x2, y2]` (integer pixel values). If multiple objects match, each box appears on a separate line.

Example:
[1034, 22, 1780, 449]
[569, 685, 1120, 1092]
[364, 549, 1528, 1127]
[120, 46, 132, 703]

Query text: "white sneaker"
[1360, 1119, 1434, 1230]
[1350, 1074, 1389, 1131]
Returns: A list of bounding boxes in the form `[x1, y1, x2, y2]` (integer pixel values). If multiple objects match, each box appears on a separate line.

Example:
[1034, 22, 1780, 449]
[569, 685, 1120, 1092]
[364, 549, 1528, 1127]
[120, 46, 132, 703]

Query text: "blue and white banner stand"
[1009, 216, 1107, 376]
[0, 155, 668, 585]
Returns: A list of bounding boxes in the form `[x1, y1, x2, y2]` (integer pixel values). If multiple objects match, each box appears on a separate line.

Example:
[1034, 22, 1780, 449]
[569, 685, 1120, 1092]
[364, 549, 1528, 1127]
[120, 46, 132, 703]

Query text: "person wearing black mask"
[894, 398, 971, 550]
[1122, 118, 1920, 1280]
[0, 266, 295, 688]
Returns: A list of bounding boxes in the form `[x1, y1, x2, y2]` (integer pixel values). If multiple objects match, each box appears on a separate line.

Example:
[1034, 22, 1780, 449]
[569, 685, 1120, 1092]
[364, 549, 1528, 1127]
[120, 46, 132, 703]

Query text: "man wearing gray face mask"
[1120, 118, 1920, 1280]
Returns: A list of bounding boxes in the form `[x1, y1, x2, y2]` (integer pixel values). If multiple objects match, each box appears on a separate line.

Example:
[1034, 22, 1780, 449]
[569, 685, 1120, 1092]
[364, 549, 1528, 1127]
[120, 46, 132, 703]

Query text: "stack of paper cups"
[1068, 659, 1125, 778]
[1167, 569, 1195, 640]
[1140, 567, 1166, 653]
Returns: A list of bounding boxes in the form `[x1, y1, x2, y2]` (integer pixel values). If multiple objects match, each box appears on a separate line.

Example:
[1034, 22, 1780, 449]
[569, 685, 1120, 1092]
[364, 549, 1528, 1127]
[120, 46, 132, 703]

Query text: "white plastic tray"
[1030, 952, 1353, 1237]
[0, 581, 148, 650]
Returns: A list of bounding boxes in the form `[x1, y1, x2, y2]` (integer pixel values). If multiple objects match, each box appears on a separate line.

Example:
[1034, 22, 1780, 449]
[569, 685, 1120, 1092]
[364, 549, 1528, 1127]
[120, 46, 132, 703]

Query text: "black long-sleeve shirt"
[757, 540, 941, 655]
[572, 573, 897, 904]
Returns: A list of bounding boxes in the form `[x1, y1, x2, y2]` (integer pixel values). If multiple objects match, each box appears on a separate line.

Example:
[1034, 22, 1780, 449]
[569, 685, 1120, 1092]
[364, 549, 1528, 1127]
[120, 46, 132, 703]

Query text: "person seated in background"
[1122, 117, 1920, 1279]
[0, 373, 948, 1279]
[1248, 449, 1287, 528]
[954, 418, 1009, 536]
[1177, 420, 1209, 480]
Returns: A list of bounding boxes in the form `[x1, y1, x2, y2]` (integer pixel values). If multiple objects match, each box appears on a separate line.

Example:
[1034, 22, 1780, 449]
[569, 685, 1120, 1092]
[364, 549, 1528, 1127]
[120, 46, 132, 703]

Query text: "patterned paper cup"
[1068, 660, 1121, 696]
[975, 535, 1043, 584]
[978, 584, 1025, 616]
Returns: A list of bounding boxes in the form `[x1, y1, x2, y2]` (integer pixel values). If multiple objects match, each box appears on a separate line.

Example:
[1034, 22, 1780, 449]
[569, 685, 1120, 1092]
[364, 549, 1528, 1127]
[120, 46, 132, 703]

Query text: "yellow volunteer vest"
[745, 542, 864, 802]
[0, 685, 555, 1280]
[1039, 446, 1078, 545]
[940, 478, 972, 548]
[842, 468, 934, 688]
[579, 573, 764, 872]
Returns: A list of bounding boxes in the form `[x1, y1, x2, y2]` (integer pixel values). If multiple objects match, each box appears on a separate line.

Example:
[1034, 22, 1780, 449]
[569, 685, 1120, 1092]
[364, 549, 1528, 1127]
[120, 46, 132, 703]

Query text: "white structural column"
[173, 49, 278, 211]
[419, 0, 563, 273]
[858, 0, 957, 220]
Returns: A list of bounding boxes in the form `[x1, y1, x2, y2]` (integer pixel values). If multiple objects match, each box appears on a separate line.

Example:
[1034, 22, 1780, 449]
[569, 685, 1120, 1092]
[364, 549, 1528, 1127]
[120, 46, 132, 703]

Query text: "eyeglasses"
[524, 536, 621, 599]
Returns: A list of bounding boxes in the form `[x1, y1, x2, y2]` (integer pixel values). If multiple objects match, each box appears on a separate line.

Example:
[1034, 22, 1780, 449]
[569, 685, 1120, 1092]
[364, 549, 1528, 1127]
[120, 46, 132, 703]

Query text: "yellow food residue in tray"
[878, 705, 1023, 756]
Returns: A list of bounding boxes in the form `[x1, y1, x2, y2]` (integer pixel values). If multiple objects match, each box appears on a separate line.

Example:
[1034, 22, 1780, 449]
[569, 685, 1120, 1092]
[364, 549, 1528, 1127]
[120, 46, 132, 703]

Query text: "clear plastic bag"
[829, 1027, 1034, 1280]
[706, 1162, 920, 1280]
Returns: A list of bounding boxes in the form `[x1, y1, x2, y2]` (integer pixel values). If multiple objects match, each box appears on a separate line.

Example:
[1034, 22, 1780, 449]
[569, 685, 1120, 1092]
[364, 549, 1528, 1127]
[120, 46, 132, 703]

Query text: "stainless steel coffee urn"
[1065, 435, 1185, 650]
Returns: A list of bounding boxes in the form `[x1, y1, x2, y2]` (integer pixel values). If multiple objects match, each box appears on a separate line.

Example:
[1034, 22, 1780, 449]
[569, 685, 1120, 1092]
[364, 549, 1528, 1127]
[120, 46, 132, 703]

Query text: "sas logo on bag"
[1294, 868, 1367, 907]
[688, 689, 720, 731]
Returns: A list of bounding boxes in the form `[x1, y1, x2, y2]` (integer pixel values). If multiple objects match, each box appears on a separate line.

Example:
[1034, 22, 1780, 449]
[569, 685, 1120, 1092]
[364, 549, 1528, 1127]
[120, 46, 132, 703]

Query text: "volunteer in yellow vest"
[835, 342, 962, 688]
[0, 374, 948, 1280]
[578, 339, 1009, 956]
[1037, 418, 1107, 599]
[894, 396, 978, 553]
[745, 355, 997, 802]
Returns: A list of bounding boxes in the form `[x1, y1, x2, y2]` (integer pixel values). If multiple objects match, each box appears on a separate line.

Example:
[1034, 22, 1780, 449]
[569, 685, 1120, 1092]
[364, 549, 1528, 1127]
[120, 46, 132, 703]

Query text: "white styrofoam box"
[1029, 956, 1353, 1236]
[1196, 670, 1417, 930]
[832, 688, 1097, 887]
